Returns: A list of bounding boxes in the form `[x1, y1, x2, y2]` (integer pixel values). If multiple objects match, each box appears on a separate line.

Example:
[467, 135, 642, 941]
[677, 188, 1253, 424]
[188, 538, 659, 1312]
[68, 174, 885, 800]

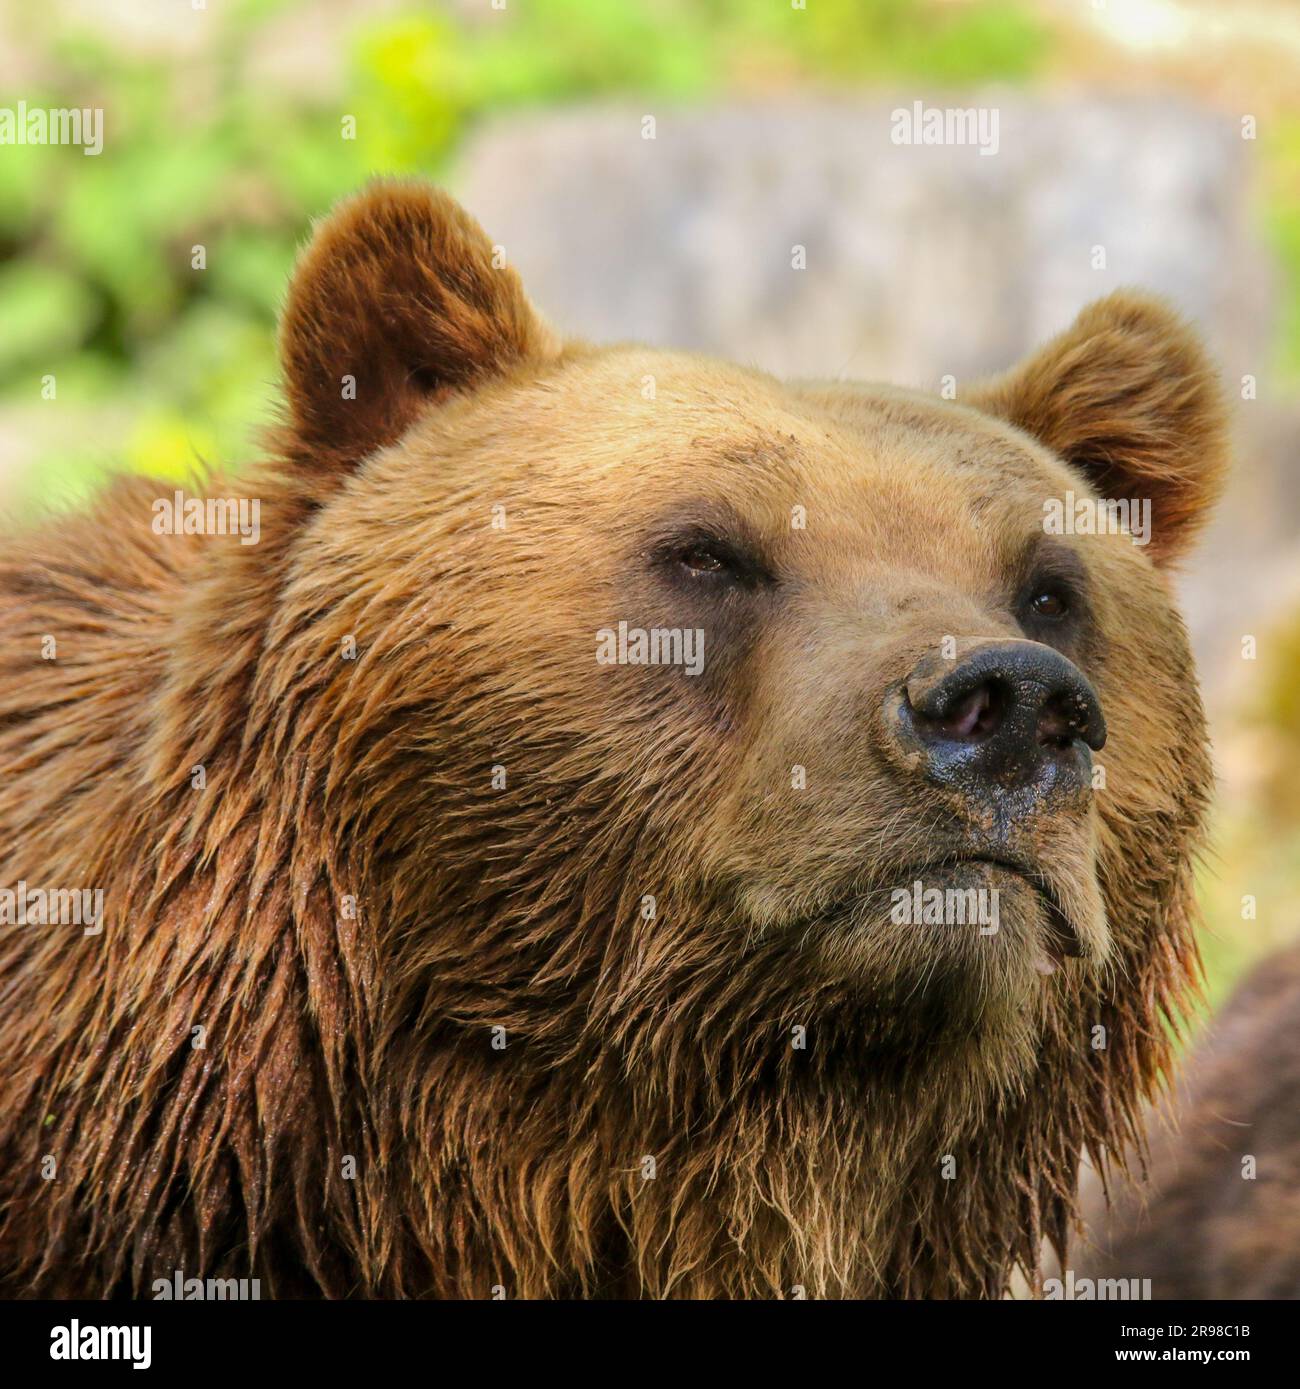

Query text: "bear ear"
[968, 292, 1230, 564]
[278, 180, 556, 468]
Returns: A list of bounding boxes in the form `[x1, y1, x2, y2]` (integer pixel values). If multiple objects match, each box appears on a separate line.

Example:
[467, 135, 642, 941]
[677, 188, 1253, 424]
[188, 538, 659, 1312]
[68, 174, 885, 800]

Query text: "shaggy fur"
[1078, 943, 1300, 1298]
[974, 292, 1230, 563]
[0, 182, 1227, 1298]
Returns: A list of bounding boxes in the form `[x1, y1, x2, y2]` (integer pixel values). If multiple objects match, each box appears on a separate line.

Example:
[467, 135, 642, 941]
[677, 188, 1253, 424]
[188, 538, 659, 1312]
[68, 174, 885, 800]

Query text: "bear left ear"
[968, 292, 1230, 564]
[278, 180, 557, 469]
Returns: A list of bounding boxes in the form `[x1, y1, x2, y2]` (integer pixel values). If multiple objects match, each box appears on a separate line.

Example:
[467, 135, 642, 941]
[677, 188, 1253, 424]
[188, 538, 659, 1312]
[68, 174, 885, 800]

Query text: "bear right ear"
[968, 292, 1230, 565]
[278, 181, 556, 469]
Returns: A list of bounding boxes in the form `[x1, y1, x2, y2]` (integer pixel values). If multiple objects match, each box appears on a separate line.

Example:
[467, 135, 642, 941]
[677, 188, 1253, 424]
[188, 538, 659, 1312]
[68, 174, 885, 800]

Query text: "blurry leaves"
[778, 0, 1048, 84]
[207, 230, 295, 321]
[1263, 117, 1300, 382]
[0, 260, 98, 377]
[352, 15, 468, 171]
[1250, 608, 1300, 825]
[0, 0, 1052, 491]
[121, 411, 220, 484]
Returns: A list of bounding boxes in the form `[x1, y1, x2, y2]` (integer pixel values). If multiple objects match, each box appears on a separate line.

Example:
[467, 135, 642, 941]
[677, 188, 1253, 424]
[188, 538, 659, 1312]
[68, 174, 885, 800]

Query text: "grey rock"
[452, 97, 1273, 389]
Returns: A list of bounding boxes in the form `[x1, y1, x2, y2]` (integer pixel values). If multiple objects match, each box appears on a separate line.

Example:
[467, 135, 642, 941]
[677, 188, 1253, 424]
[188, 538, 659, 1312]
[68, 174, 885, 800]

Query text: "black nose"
[898, 640, 1105, 793]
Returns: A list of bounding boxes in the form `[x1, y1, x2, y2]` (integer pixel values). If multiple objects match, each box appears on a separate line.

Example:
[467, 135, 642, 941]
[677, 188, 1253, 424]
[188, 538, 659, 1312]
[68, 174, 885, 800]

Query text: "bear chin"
[806, 862, 1095, 1030]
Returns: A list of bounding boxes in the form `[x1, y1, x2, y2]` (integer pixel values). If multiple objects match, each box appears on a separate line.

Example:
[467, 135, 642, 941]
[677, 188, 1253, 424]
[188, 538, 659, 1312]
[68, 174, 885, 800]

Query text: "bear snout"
[889, 638, 1105, 805]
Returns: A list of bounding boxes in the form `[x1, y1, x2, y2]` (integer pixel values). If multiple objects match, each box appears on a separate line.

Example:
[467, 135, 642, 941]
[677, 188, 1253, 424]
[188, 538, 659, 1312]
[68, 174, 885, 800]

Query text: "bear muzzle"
[888, 637, 1105, 805]
[876, 637, 1111, 969]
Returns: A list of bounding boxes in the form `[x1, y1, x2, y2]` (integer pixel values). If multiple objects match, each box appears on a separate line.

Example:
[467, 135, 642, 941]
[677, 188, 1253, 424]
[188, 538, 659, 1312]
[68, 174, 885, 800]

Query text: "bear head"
[143, 183, 1231, 1295]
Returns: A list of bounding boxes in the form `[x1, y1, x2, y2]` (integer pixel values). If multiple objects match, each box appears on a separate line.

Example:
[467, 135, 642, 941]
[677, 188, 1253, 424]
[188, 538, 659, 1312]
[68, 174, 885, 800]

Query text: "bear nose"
[897, 640, 1105, 793]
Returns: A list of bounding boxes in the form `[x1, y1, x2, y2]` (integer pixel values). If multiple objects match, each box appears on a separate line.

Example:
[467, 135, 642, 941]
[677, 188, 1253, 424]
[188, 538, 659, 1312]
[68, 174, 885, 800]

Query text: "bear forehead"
[398, 344, 1077, 554]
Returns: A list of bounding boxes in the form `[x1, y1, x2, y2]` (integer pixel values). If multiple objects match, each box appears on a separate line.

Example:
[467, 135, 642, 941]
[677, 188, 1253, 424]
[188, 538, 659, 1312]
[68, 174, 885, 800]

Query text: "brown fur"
[973, 292, 1229, 563]
[0, 181, 1228, 1297]
[1078, 943, 1300, 1298]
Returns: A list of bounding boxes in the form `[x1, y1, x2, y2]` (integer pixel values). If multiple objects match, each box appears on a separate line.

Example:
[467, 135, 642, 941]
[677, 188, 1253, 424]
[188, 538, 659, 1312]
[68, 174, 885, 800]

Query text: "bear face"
[274, 186, 1221, 1070]
[0, 182, 1228, 1298]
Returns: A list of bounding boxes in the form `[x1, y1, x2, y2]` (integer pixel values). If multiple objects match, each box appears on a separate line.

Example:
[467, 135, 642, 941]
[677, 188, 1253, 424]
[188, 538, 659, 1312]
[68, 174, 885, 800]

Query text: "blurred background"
[0, 0, 1296, 1016]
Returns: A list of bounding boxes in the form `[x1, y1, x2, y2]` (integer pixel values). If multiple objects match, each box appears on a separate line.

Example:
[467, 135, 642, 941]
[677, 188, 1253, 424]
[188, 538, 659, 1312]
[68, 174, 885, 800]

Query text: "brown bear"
[1077, 942, 1300, 1298]
[0, 182, 1228, 1298]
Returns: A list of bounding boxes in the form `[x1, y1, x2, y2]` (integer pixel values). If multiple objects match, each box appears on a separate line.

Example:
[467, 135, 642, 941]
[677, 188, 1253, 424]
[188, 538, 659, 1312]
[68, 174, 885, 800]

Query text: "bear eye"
[676, 542, 733, 576]
[1029, 589, 1069, 619]
[1016, 546, 1089, 640]
[651, 524, 772, 590]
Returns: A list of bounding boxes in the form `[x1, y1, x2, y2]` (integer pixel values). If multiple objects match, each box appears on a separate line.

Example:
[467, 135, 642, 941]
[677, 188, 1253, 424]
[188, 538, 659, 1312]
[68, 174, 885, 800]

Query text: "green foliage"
[1248, 606, 1300, 826]
[0, 0, 1050, 506]
[780, 0, 1047, 83]
[1262, 118, 1300, 381]
[0, 260, 98, 377]
[1191, 609, 1300, 1021]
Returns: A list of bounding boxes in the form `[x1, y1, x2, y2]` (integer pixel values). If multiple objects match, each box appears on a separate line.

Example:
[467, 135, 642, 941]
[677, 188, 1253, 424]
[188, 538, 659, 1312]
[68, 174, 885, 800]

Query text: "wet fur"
[1079, 944, 1300, 1298]
[0, 183, 1227, 1297]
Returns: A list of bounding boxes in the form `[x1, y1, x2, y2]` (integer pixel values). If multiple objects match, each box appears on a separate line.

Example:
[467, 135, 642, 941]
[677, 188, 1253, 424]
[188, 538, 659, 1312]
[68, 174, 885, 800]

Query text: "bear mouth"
[952, 854, 1084, 972]
[880, 851, 1088, 976]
